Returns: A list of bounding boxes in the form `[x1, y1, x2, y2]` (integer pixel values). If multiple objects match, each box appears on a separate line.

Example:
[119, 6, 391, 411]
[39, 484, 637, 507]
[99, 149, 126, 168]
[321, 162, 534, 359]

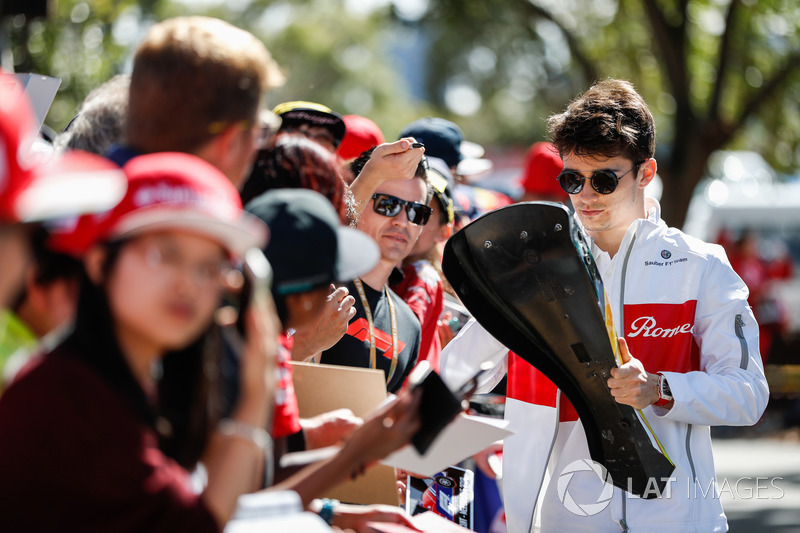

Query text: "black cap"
[245, 189, 378, 295]
[273, 101, 346, 148]
[400, 117, 464, 169]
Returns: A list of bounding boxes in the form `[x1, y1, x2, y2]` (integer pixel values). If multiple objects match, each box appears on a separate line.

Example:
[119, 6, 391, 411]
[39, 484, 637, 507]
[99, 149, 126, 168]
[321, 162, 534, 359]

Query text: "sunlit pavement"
[713, 436, 800, 532]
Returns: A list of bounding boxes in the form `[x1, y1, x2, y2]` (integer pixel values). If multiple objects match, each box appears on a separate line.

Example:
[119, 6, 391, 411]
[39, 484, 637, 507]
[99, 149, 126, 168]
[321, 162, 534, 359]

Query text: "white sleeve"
[439, 317, 508, 392]
[656, 251, 769, 426]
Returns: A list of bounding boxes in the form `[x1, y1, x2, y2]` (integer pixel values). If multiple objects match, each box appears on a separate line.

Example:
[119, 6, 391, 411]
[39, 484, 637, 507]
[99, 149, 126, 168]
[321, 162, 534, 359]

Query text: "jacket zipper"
[617, 232, 637, 532]
[619, 493, 629, 532]
[618, 232, 638, 330]
[735, 314, 749, 369]
[686, 422, 698, 481]
[527, 390, 563, 532]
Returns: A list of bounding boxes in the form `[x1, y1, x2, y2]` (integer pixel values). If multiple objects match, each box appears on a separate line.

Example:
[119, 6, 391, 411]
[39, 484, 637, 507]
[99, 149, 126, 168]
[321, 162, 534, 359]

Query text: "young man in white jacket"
[440, 79, 769, 533]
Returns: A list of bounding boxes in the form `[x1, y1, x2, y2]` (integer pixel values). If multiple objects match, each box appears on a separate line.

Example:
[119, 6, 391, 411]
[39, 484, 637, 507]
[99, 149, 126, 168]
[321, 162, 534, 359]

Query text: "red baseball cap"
[53, 152, 267, 257]
[337, 114, 384, 160]
[0, 70, 126, 223]
[519, 142, 567, 199]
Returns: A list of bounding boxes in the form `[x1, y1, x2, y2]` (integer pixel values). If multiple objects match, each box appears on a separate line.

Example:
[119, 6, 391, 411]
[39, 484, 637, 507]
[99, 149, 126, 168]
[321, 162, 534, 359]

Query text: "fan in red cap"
[337, 114, 384, 161]
[518, 141, 569, 204]
[337, 114, 384, 184]
[0, 69, 126, 308]
[0, 154, 269, 532]
[53, 152, 267, 258]
[0, 70, 125, 224]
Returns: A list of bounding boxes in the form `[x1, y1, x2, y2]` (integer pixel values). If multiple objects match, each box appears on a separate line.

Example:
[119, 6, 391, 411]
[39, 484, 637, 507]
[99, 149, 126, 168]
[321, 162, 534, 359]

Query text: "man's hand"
[472, 441, 503, 480]
[607, 337, 662, 410]
[301, 408, 363, 450]
[237, 296, 280, 419]
[341, 389, 422, 468]
[349, 138, 425, 214]
[437, 311, 455, 348]
[332, 503, 421, 533]
[291, 285, 356, 361]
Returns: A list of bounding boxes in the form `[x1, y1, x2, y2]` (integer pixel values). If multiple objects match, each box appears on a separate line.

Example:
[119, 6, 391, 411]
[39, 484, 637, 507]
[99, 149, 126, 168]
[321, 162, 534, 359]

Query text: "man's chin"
[380, 248, 411, 264]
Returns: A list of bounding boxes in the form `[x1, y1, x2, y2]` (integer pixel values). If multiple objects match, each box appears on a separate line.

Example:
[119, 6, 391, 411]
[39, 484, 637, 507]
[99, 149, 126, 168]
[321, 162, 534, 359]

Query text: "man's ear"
[638, 158, 657, 189]
[84, 245, 107, 285]
[436, 222, 454, 244]
[194, 123, 242, 174]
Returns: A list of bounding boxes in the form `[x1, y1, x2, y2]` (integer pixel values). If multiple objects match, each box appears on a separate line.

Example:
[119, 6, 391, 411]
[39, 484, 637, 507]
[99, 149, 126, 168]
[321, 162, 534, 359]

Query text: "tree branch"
[518, 1, 598, 83]
[733, 50, 800, 133]
[709, 0, 740, 120]
[641, 0, 687, 101]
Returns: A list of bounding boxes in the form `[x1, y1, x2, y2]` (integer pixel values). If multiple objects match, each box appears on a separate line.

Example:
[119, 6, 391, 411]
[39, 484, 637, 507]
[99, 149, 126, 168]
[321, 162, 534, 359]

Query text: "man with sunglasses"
[318, 156, 434, 393]
[391, 157, 456, 374]
[440, 79, 768, 533]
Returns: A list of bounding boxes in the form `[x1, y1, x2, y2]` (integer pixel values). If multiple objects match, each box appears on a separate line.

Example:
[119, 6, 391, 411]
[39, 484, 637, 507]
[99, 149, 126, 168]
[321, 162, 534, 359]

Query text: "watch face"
[660, 375, 672, 399]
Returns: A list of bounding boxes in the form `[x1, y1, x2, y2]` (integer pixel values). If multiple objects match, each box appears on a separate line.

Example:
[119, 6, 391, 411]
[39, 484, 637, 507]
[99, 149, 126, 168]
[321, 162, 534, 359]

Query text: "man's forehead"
[374, 177, 427, 200]
[563, 152, 633, 168]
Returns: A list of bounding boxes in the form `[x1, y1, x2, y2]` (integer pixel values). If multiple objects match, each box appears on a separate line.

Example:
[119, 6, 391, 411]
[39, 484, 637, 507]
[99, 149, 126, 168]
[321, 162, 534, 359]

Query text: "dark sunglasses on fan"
[371, 193, 433, 226]
[557, 161, 644, 195]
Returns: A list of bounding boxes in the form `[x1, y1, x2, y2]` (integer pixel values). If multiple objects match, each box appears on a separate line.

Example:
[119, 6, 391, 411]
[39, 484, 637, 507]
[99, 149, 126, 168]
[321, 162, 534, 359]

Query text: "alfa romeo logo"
[557, 459, 614, 516]
[661, 250, 672, 259]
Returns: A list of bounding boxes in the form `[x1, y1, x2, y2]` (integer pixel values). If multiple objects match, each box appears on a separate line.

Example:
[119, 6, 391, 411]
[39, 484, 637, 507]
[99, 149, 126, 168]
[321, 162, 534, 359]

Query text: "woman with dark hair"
[241, 134, 361, 361]
[241, 134, 357, 225]
[0, 152, 273, 531]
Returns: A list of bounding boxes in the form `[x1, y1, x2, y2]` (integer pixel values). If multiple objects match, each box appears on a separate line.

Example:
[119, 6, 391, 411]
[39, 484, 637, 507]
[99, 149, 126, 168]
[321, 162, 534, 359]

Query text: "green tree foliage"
[3, 0, 433, 142]
[424, 0, 800, 226]
[225, 0, 436, 138]
[2, 0, 162, 132]
[3, 0, 797, 226]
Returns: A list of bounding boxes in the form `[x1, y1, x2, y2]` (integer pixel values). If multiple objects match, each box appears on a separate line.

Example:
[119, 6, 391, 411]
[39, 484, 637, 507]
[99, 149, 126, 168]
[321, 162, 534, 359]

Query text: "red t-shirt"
[0, 348, 220, 533]
[392, 260, 444, 373]
[272, 333, 301, 438]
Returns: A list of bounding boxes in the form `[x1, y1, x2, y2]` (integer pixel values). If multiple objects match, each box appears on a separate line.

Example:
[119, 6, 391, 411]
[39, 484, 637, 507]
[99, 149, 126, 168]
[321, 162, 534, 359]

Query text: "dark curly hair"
[547, 79, 655, 163]
[240, 134, 356, 225]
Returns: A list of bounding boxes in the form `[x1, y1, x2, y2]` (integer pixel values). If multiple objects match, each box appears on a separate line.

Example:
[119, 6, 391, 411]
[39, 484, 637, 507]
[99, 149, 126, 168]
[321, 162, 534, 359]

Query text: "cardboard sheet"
[290, 361, 398, 505]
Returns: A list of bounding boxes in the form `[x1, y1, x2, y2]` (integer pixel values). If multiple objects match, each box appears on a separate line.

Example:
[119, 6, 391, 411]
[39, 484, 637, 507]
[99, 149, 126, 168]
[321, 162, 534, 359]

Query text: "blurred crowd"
[0, 15, 571, 533]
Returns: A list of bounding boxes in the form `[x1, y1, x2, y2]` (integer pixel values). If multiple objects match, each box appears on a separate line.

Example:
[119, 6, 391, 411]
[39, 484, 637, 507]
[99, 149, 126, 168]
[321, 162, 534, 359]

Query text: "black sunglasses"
[557, 161, 644, 195]
[371, 193, 433, 226]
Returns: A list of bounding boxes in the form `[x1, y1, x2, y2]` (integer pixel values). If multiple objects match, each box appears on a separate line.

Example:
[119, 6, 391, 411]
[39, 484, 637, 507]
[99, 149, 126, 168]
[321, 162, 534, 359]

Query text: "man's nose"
[392, 208, 411, 226]
[576, 177, 600, 201]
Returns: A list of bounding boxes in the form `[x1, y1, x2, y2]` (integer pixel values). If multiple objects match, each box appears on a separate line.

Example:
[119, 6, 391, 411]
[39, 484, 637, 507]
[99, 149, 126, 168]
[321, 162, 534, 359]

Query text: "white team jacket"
[441, 201, 769, 533]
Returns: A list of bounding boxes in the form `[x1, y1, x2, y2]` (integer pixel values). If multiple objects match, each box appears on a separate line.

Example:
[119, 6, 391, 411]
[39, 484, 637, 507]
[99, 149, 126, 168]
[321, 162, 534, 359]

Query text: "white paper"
[381, 413, 513, 477]
[14, 73, 61, 130]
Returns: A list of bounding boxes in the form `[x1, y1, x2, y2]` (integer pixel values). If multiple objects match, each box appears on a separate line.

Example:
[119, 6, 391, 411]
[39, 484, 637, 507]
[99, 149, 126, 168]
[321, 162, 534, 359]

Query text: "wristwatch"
[654, 372, 673, 407]
[318, 498, 339, 525]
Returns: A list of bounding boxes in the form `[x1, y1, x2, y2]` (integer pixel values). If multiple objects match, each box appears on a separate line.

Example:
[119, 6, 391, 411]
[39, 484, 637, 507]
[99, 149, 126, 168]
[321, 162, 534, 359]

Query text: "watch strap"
[319, 498, 339, 525]
[654, 372, 673, 406]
